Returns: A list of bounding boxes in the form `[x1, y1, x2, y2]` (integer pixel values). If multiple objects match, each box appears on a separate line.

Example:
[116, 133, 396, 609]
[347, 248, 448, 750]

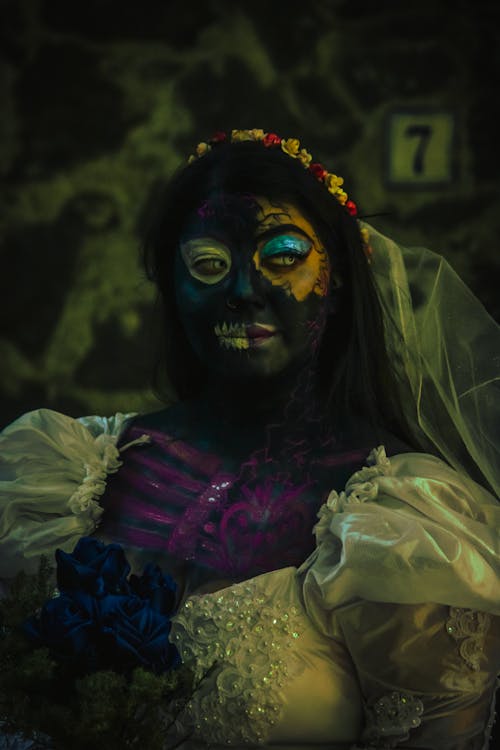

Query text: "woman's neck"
[196, 367, 314, 429]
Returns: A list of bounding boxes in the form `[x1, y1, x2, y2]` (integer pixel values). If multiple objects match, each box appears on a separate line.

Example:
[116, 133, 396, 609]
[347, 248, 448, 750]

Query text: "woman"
[0, 129, 499, 748]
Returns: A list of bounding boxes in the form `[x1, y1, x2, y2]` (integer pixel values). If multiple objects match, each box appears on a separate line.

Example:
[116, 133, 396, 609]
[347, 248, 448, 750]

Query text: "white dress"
[1, 410, 499, 749]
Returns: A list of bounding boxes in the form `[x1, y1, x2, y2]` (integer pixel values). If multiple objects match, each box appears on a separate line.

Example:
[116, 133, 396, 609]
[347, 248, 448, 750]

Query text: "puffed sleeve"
[0, 408, 137, 577]
[299, 446, 500, 748]
[300, 446, 500, 624]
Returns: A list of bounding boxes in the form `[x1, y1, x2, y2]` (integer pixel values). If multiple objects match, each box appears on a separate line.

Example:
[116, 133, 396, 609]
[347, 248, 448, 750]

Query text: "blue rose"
[56, 536, 131, 598]
[129, 562, 177, 615]
[23, 591, 98, 666]
[23, 538, 181, 675]
[97, 593, 181, 673]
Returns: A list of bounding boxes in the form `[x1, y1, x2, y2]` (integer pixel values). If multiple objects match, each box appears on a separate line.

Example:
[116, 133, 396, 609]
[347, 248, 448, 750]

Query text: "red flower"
[263, 132, 282, 147]
[209, 131, 227, 143]
[309, 163, 328, 181]
[345, 200, 358, 216]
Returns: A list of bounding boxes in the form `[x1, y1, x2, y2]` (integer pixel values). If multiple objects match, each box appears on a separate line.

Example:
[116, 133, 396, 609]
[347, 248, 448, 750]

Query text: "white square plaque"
[385, 110, 456, 186]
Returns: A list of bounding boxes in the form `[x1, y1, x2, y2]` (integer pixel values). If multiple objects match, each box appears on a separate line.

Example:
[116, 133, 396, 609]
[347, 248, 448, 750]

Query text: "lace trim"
[66, 433, 151, 526]
[314, 445, 391, 542]
[446, 606, 491, 671]
[361, 691, 424, 746]
[170, 578, 304, 745]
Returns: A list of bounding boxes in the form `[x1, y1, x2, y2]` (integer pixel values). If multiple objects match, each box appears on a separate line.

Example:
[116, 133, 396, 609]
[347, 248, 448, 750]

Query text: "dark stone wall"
[1, 0, 499, 425]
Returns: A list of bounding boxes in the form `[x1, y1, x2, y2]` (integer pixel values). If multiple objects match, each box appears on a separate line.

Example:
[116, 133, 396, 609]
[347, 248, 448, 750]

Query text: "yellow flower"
[195, 142, 211, 157]
[231, 129, 265, 142]
[297, 148, 312, 167]
[281, 138, 301, 157]
[360, 227, 370, 245]
[324, 173, 344, 192]
[187, 154, 196, 164]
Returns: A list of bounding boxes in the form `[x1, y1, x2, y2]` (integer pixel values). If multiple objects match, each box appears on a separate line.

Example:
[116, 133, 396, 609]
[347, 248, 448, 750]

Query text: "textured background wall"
[1, 0, 499, 427]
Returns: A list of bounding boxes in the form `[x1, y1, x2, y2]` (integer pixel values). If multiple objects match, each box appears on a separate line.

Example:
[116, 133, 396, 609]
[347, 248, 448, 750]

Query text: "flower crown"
[187, 128, 372, 261]
[188, 129, 357, 213]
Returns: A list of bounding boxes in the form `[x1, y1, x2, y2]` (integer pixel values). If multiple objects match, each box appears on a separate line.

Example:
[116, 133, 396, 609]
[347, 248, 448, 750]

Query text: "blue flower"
[24, 538, 181, 674]
[23, 591, 98, 667]
[98, 593, 181, 672]
[129, 562, 177, 615]
[56, 537, 131, 597]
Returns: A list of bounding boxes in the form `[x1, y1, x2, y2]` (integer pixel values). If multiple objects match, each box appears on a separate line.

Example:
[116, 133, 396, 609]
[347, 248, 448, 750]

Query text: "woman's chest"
[100, 424, 370, 579]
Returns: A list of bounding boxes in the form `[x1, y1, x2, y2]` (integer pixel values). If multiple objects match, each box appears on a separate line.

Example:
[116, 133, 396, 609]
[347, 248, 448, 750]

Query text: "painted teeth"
[214, 321, 246, 337]
[214, 320, 250, 350]
[219, 336, 250, 350]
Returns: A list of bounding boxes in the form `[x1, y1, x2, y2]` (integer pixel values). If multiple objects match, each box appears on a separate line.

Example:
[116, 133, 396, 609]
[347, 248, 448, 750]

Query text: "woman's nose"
[228, 263, 265, 307]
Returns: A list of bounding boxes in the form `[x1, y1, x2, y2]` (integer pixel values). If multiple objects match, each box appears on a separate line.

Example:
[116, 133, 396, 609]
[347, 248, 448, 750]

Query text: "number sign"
[385, 111, 455, 186]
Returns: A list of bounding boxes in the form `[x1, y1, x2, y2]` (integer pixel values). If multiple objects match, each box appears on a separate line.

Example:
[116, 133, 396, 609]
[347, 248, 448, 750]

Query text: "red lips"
[245, 325, 276, 338]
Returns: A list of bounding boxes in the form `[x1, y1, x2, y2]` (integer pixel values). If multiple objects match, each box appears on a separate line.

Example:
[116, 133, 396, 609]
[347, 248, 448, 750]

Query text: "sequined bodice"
[169, 567, 363, 746]
[101, 423, 369, 579]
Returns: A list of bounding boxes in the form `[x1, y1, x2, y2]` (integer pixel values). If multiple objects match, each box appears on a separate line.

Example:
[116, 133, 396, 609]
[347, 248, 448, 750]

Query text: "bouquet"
[0, 538, 201, 750]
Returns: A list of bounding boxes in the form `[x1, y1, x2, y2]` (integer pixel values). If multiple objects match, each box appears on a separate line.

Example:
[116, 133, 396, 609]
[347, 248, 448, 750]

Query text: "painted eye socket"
[193, 257, 229, 275]
[180, 238, 232, 285]
[260, 234, 312, 269]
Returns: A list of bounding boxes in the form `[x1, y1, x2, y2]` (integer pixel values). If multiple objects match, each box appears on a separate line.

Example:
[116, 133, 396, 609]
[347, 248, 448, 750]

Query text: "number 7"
[405, 125, 432, 174]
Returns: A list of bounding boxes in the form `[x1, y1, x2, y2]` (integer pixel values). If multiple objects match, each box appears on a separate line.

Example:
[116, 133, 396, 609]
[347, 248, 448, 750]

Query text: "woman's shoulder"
[1, 407, 136, 442]
[383, 448, 499, 520]
[0, 408, 136, 577]
[341, 444, 499, 542]
[0, 408, 137, 477]
[300, 445, 500, 623]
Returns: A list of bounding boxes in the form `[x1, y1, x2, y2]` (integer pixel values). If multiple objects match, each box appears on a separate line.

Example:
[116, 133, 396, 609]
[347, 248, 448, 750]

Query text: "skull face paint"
[252, 198, 331, 302]
[180, 238, 232, 285]
[175, 194, 339, 380]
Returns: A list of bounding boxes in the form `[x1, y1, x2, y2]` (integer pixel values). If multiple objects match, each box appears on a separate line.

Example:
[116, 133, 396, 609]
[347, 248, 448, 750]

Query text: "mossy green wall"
[1, 0, 499, 425]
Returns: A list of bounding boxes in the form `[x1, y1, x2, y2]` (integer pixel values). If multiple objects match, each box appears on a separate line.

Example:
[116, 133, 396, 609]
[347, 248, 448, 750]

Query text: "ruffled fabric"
[302, 448, 500, 747]
[0, 409, 137, 577]
[299, 446, 500, 637]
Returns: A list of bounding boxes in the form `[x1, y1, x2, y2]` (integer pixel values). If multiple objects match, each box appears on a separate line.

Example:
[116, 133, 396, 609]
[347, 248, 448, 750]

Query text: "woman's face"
[174, 195, 341, 381]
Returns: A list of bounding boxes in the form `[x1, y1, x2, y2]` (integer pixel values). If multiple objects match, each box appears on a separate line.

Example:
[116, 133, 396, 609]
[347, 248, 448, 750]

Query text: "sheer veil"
[365, 222, 500, 498]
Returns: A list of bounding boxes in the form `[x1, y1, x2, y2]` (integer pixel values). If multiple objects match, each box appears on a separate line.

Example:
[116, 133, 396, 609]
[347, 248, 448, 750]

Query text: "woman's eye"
[260, 234, 312, 269]
[193, 258, 228, 275]
[264, 253, 300, 268]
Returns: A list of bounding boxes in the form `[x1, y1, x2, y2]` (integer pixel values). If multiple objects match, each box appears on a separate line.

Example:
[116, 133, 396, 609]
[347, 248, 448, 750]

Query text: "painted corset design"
[101, 424, 368, 578]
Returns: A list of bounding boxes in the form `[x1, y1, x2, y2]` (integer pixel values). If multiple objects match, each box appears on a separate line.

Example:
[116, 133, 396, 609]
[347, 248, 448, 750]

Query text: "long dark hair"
[142, 140, 423, 451]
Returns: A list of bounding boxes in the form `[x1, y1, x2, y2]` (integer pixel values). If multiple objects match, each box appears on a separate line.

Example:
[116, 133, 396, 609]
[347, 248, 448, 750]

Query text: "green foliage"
[0, 556, 55, 626]
[0, 559, 195, 750]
